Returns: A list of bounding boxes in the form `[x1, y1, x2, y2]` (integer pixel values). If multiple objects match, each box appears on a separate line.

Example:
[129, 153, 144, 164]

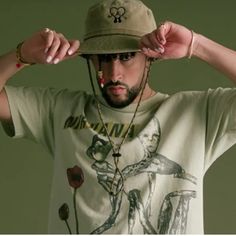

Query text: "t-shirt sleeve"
[3, 85, 65, 156]
[204, 87, 236, 171]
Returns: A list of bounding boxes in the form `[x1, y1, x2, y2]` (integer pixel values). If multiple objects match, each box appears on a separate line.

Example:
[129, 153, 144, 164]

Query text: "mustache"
[103, 81, 129, 89]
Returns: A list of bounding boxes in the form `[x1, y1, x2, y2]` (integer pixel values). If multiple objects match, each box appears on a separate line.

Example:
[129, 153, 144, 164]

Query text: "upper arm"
[0, 88, 12, 122]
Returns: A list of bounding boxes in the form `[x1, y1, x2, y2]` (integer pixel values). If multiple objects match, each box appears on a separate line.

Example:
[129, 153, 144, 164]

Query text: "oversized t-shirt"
[3, 85, 236, 234]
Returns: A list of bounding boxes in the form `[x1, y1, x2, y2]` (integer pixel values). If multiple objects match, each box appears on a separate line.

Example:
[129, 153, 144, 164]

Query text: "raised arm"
[0, 28, 80, 122]
[140, 21, 236, 82]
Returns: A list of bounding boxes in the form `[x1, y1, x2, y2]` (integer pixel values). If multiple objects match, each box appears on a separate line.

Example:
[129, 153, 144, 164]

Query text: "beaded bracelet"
[16, 42, 35, 68]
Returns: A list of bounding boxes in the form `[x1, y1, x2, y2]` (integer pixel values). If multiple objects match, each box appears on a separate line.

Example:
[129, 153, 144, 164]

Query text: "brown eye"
[119, 53, 129, 61]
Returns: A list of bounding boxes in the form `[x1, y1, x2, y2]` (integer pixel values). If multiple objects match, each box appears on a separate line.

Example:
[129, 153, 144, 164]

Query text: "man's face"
[91, 52, 149, 108]
[140, 133, 159, 153]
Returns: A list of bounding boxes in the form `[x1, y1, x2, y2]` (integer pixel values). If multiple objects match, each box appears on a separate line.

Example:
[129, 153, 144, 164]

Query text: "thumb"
[40, 28, 54, 52]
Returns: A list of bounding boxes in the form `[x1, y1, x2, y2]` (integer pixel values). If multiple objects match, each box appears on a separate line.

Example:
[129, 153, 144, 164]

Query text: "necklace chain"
[86, 56, 153, 195]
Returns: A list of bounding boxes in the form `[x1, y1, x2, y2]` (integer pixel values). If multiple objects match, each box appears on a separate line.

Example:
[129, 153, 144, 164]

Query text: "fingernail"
[46, 56, 52, 63]
[44, 48, 49, 54]
[68, 50, 73, 55]
[160, 39, 165, 45]
[159, 47, 165, 53]
[53, 58, 59, 64]
[155, 47, 164, 53]
[142, 47, 148, 52]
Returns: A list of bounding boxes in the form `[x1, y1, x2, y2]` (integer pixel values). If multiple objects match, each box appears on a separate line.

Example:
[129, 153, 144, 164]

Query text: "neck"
[133, 85, 156, 104]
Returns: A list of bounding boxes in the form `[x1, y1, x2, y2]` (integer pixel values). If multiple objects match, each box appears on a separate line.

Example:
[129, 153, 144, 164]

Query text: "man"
[0, 0, 236, 234]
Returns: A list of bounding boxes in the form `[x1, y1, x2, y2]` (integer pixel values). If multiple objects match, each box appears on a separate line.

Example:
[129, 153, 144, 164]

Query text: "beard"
[101, 81, 141, 108]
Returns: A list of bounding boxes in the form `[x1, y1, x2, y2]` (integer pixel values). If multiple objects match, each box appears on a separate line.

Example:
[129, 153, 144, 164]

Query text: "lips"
[108, 86, 126, 95]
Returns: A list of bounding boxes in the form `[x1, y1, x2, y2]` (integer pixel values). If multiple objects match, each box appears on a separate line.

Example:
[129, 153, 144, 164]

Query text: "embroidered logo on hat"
[109, 7, 126, 23]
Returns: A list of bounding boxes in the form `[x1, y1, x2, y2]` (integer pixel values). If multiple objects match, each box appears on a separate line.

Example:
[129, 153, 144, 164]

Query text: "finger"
[148, 32, 160, 46]
[52, 38, 71, 64]
[140, 35, 164, 56]
[157, 25, 166, 45]
[142, 47, 161, 58]
[140, 35, 152, 49]
[147, 32, 165, 53]
[140, 40, 161, 58]
[46, 31, 61, 63]
[41, 28, 54, 53]
[67, 40, 80, 56]
[156, 22, 170, 45]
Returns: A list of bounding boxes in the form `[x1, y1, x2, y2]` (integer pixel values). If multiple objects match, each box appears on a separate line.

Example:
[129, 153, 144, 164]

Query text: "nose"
[147, 135, 154, 142]
[109, 59, 122, 82]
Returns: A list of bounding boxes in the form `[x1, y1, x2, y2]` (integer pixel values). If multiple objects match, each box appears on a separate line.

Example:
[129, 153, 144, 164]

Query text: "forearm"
[0, 50, 27, 91]
[193, 33, 236, 82]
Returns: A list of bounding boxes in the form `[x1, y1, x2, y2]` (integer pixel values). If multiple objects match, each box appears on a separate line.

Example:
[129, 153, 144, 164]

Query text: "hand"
[20, 28, 80, 64]
[140, 21, 193, 60]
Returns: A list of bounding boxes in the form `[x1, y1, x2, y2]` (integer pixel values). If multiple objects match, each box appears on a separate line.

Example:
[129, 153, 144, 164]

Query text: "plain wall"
[0, 0, 236, 233]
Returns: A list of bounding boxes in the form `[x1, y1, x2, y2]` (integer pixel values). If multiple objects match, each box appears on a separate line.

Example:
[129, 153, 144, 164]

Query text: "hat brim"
[79, 34, 142, 55]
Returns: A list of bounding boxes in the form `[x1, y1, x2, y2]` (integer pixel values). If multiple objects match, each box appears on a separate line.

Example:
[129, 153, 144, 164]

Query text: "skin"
[1, 21, 236, 121]
[90, 53, 155, 108]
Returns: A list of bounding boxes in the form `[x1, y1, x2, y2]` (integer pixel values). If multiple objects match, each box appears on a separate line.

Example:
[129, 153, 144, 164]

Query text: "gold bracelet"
[16, 42, 35, 67]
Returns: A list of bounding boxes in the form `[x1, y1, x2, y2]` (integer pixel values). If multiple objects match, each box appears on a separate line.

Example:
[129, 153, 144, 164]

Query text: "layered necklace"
[86, 55, 153, 196]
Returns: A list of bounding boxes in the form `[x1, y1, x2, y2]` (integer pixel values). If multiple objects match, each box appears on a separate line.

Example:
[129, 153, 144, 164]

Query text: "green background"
[0, 0, 236, 233]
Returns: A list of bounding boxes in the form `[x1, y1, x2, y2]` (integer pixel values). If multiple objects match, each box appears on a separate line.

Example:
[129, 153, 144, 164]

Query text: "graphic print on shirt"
[157, 190, 196, 234]
[86, 117, 197, 234]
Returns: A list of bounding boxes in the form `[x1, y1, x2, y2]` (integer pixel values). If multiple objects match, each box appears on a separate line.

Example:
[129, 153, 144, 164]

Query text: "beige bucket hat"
[79, 0, 157, 54]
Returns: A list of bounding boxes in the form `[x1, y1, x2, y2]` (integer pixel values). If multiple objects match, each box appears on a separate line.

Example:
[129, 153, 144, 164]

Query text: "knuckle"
[61, 40, 70, 48]
[58, 33, 65, 38]
[44, 27, 50, 33]
[75, 39, 80, 45]
[52, 37, 60, 46]
[69, 40, 79, 49]
[55, 54, 64, 61]
[57, 50, 67, 60]
[64, 43, 70, 49]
